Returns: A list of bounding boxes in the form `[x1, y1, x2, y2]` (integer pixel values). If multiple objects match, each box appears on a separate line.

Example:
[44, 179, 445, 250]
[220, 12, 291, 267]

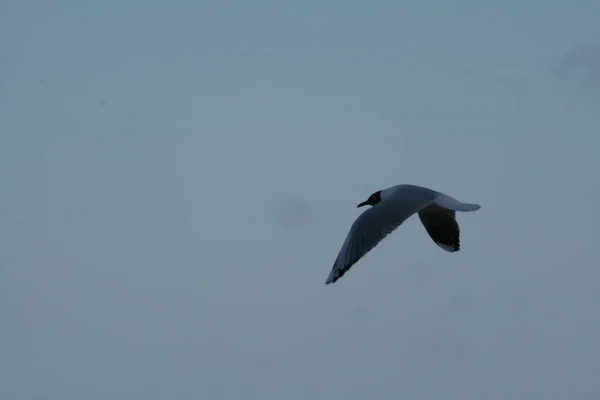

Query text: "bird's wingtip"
[324, 271, 337, 285]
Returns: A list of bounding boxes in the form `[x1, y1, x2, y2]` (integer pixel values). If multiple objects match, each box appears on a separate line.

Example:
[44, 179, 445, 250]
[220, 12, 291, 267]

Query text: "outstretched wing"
[417, 193, 480, 252]
[325, 199, 430, 285]
[418, 204, 460, 252]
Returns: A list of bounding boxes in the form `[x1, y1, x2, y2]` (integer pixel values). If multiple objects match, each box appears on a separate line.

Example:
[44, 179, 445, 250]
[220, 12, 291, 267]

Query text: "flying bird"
[325, 184, 481, 285]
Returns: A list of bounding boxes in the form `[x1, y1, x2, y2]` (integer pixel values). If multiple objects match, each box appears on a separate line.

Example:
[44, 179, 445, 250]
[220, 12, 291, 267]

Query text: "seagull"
[325, 184, 481, 285]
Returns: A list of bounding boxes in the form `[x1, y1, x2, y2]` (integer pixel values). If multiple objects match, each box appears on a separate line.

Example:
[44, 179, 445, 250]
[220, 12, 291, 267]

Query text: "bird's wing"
[325, 197, 432, 285]
[418, 204, 460, 252]
[417, 193, 480, 252]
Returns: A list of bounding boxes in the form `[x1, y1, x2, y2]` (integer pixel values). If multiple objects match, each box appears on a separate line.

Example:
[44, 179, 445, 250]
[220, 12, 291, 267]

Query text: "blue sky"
[2, 1, 600, 399]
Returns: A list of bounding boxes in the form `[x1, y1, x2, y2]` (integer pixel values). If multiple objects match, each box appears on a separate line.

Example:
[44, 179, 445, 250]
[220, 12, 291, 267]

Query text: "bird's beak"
[357, 201, 368, 208]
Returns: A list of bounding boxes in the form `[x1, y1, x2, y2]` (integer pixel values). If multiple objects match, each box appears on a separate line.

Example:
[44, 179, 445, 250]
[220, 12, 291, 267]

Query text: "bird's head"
[357, 190, 382, 208]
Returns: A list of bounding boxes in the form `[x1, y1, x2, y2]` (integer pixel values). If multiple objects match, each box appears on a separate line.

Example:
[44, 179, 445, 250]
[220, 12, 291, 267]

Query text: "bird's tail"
[434, 193, 481, 212]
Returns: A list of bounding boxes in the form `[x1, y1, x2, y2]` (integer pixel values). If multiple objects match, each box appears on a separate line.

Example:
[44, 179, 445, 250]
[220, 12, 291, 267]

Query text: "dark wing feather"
[418, 204, 460, 252]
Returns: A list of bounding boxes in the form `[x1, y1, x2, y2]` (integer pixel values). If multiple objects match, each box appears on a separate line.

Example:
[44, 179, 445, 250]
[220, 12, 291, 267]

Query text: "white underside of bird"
[325, 184, 481, 285]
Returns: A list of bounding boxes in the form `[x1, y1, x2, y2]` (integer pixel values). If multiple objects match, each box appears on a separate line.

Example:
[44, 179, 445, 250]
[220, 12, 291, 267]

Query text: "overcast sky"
[2, 1, 600, 399]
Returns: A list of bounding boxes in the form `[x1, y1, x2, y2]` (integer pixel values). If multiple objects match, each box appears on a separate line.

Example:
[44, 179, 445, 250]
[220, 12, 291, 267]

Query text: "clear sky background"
[2, 1, 600, 399]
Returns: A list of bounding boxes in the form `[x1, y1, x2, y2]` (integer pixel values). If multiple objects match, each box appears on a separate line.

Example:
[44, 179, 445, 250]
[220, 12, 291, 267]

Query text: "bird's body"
[325, 184, 481, 285]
